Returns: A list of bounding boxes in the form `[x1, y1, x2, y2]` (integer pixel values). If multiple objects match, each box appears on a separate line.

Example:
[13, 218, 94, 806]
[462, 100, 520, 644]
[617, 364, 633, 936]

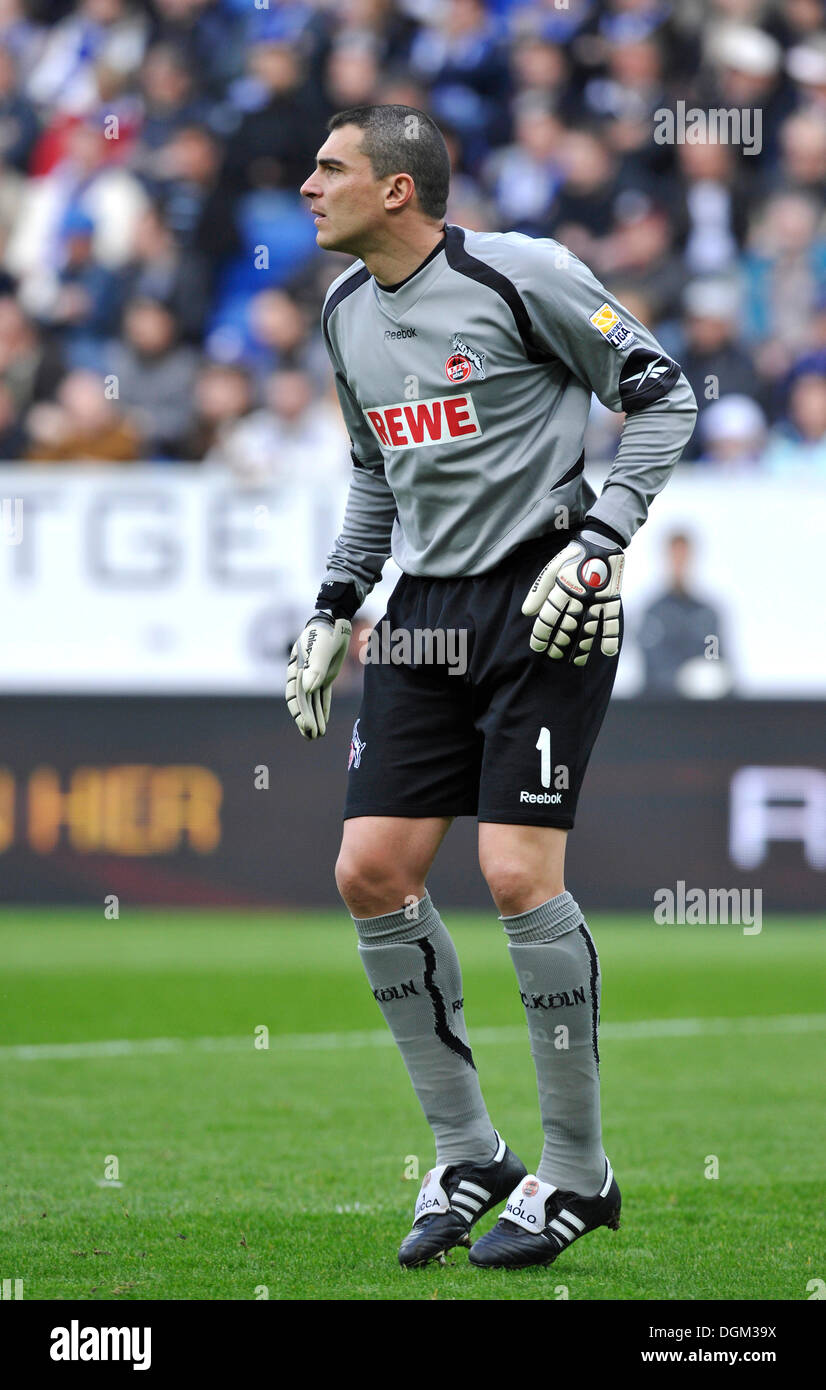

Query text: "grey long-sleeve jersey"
[320, 223, 697, 608]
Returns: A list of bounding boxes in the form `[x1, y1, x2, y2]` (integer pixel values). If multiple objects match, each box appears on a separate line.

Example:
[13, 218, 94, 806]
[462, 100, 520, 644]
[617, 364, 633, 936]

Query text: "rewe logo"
[364, 394, 481, 450]
[50, 1321, 151, 1371]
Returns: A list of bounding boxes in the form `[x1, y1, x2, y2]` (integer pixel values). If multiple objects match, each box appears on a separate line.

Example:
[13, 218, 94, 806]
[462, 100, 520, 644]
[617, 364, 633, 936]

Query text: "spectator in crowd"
[406, 0, 512, 171]
[333, 0, 418, 72]
[508, 0, 597, 54]
[145, 124, 239, 275]
[741, 190, 826, 386]
[679, 278, 762, 457]
[119, 201, 210, 343]
[765, 371, 826, 475]
[183, 359, 255, 460]
[107, 295, 199, 458]
[769, 0, 825, 50]
[26, 207, 122, 370]
[596, 0, 675, 48]
[205, 365, 350, 488]
[697, 22, 792, 170]
[145, 0, 244, 101]
[280, 240, 362, 332]
[598, 193, 687, 323]
[583, 35, 672, 190]
[698, 393, 768, 467]
[548, 128, 619, 260]
[777, 109, 826, 199]
[0, 295, 64, 416]
[0, 152, 25, 276]
[132, 41, 211, 177]
[0, 376, 25, 458]
[24, 0, 148, 116]
[24, 62, 140, 179]
[789, 288, 826, 380]
[673, 138, 750, 278]
[325, 34, 382, 112]
[785, 32, 826, 114]
[224, 39, 329, 195]
[0, 0, 45, 75]
[638, 530, 734, 698]
[3, 118, 149, 303]
[480, 92, 564, 235]
[372, 69, 430, 116]
[240, 287, 323, 380]
[508, 29, 579, 120]
[25, 366, 140, 462]
[0, 44, 39, 171]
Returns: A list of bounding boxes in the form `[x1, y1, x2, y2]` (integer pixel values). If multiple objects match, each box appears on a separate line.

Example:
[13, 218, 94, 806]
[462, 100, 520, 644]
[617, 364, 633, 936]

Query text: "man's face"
[300, 125, 391, 254]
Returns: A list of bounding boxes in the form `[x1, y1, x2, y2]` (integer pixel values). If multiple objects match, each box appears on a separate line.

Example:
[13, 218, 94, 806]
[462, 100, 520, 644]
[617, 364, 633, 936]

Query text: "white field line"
[1, 1014, 825, 1063]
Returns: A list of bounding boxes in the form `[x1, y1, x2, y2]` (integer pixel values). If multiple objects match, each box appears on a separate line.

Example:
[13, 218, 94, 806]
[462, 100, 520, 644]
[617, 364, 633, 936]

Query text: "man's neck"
[363, 224, 446, 289]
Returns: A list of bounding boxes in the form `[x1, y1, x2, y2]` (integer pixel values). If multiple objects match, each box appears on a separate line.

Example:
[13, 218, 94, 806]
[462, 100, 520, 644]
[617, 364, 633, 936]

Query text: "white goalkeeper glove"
[522, 529, 624, 665]
[285, 611, 351, 739]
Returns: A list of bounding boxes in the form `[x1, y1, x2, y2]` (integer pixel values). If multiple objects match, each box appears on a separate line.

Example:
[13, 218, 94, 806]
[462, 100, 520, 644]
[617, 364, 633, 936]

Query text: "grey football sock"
[503, 891, 606, 1194]
[353, 892, 498, 1166]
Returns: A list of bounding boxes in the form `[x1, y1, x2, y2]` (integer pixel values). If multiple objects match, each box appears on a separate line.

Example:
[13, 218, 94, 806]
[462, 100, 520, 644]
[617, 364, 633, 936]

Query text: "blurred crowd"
[0, 0, 824, 479]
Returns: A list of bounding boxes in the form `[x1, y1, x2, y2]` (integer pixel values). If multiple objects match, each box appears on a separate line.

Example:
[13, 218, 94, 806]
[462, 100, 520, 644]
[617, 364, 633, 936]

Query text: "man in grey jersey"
[287, 105, 697, 1270]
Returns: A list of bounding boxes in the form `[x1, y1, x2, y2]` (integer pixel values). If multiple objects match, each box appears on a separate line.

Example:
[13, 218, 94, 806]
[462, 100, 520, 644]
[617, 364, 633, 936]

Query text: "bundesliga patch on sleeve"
[589, 303, 636, 351]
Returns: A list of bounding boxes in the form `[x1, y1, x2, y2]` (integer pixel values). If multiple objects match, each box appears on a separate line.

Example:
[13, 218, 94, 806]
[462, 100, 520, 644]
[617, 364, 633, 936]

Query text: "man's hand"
[522, 530, 624, 665]
[285, 613, 352, 739]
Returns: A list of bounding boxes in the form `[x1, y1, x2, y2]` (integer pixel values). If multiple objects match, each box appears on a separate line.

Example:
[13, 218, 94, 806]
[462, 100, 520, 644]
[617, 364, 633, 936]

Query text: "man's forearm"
[584, 375, 698, 545]
[320, 462, 397, 612]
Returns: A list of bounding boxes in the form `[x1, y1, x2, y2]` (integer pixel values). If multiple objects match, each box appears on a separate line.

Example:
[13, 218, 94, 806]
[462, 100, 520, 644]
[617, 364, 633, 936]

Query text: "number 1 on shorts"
[536, 726, 551, 789]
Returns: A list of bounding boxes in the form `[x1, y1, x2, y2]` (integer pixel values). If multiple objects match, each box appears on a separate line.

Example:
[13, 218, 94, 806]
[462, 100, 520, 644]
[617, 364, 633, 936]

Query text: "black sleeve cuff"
[315, 579, 361, 621]
[582, 515, 627, 548]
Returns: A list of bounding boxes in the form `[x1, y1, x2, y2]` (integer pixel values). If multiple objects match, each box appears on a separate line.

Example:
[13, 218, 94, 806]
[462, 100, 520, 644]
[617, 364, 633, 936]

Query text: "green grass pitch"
[0, 910, 823, 1301]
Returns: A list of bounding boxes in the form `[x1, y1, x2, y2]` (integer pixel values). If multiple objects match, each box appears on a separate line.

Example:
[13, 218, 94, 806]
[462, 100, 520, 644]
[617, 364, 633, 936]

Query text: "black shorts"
[343, 530, 622, 828]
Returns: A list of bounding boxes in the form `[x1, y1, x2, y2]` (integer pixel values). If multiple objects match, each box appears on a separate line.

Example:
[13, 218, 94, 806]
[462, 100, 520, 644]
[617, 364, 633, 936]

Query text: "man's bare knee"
[480, 857, 555, 918]
[478, 824, 567, 917]
[335, 847, 423, 919]
[336, 816, 451, 919]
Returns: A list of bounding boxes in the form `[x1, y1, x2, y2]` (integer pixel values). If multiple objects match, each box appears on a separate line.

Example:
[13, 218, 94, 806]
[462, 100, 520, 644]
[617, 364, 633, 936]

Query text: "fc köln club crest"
[348, 719, 366, 770]
[445, 332, 486, 383]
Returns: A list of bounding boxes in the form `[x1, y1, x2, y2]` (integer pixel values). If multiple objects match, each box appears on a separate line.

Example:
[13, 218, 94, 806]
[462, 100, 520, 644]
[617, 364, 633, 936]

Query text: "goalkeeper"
[288, 104, 697, 1271]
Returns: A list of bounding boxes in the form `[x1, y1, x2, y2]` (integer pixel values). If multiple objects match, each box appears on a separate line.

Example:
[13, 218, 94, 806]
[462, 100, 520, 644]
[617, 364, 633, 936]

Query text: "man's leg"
[336, 814, 498, 1165]
[478, 822, 606, 1195]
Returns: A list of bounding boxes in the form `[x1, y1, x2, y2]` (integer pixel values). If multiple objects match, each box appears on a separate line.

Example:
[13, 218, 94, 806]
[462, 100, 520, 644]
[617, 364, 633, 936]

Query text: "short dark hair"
[326, 104, 450, 221]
